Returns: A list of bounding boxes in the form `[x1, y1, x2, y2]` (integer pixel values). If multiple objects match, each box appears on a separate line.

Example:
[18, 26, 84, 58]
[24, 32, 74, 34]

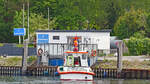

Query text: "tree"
[104, 0, 122, 32]
[114, 8, 148, 39]
[146, 13, 150, 37]
[30, 0, 57, 18]
[13, 10, 57, 41]
[0, 0, 17, 43]
[55, 14, 87, 30]
[0, 0, 4, 20]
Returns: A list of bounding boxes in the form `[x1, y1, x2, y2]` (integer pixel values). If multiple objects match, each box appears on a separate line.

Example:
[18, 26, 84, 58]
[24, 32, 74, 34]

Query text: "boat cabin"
[64, 51, 89, 67]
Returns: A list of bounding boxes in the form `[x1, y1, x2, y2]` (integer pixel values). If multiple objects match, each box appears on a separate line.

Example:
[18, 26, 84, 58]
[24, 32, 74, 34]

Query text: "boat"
[57, 36, 95, 81]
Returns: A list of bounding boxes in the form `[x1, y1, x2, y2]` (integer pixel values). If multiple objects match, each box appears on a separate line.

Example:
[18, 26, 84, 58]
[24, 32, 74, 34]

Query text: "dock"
[0, 66, 149, 79]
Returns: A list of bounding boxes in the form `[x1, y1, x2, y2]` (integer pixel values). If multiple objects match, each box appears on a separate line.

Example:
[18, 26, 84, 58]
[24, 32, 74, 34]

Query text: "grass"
[0, 43, 4, 47]
[97, 60, 117, 68]
[107, 54, 114, 57]
[0, 56, 37, 66]
[123, 53, 130, 56]
[0, 57, 22, 66]
[97, 60, 150, 69]
[16, 44, 34, 48]
[16, 44, 24, 47]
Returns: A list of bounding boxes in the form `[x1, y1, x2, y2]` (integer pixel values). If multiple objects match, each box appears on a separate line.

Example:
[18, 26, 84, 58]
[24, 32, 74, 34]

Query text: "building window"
[53, 36, 59, 40]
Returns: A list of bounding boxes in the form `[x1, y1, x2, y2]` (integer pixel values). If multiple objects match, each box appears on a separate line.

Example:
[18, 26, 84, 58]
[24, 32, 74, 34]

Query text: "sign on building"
[37, 34, 49, 44]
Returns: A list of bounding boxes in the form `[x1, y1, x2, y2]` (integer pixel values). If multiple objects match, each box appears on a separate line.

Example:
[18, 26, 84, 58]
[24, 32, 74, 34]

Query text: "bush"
[125, 37, 150, 55]
[27, 56, 37, 63]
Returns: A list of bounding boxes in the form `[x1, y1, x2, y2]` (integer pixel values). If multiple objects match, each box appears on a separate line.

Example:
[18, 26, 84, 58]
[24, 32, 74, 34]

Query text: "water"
[0, 76, 149, 84]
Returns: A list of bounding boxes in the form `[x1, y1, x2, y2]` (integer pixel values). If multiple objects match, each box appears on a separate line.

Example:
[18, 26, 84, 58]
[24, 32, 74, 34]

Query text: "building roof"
[36, 29, 111, 33]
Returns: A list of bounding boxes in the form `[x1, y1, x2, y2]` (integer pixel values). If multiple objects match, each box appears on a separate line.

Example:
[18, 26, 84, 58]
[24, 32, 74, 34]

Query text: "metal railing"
[37, 43, 97, 58]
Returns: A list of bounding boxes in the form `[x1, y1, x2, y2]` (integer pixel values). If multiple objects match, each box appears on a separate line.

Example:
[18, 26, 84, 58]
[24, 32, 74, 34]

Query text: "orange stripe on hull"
[60, 79, 93, 81]
[64, 52, 88, 54]
[58, 71, 95, 75]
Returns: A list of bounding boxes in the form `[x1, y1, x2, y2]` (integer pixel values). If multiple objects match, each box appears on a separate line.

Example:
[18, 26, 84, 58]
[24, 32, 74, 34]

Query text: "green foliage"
[114, 8, 148, 39]
[0, 43, 4, 47]
[1, 0, 150, 43]
[0, 0, 17, 43]
[7, 57, 22, 62]
[27, 56, 37, 63]
[13, 10, 54, 41]
[123, 53, 131, 56]
[107, 54, 114, 57]
[6, 57, 22, 66]
[125, 37, 150, 55]
[146, 14, 150, 37]
[98, 53, 106, 57]
[55, 14, 88, 30]
[16, 44, 24, 47]
[0, 23, 17, 43]
[28, 44, 34, 48]
[132, 31, 146, 38]
[30, 0, 57, 17]
[0, 57, 22, 66]
[16, 44, 34, 48]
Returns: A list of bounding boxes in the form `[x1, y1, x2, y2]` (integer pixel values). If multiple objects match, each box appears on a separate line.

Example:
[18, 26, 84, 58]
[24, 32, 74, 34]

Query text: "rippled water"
[0, 76, 149, 84]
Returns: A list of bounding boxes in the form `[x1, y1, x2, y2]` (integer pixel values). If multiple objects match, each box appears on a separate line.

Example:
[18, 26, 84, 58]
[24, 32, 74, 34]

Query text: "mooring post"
[22, 39, 28, 75]
[117, 41, 123, 78]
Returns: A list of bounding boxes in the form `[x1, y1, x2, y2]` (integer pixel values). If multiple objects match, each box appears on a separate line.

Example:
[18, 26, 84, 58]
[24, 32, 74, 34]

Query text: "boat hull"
[57, 66, 95, 81]
[60, 73, 93, 81]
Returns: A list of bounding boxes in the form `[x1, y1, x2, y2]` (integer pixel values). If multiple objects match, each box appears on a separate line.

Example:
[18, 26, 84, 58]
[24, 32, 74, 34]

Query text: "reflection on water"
[0, 76, 149, 84]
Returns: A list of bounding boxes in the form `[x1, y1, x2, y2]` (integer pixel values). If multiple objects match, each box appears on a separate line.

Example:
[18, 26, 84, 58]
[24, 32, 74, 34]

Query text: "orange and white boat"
[57, 37, 95, 81]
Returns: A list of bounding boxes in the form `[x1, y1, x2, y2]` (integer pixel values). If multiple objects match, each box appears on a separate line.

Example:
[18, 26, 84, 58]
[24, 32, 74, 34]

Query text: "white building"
[36, 30, 111, 57]
[36, 30, 110, 48]
[36, 30, 111, 66]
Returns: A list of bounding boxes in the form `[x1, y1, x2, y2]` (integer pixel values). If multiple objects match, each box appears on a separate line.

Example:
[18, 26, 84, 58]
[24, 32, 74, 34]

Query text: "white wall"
[36, 32, 110, 50]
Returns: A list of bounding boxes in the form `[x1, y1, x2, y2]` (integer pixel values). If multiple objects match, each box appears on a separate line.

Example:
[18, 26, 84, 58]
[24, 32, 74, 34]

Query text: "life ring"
[38, 48, 43, 56]
[91, 50, 96, 56]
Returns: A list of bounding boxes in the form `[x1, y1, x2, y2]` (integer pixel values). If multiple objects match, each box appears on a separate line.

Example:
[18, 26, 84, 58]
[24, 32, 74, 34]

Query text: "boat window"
[67, 56, 74, 66]
[74, 57, 80, 66]
[82, 54, 86, 59]
[69, 57, 72, 60]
